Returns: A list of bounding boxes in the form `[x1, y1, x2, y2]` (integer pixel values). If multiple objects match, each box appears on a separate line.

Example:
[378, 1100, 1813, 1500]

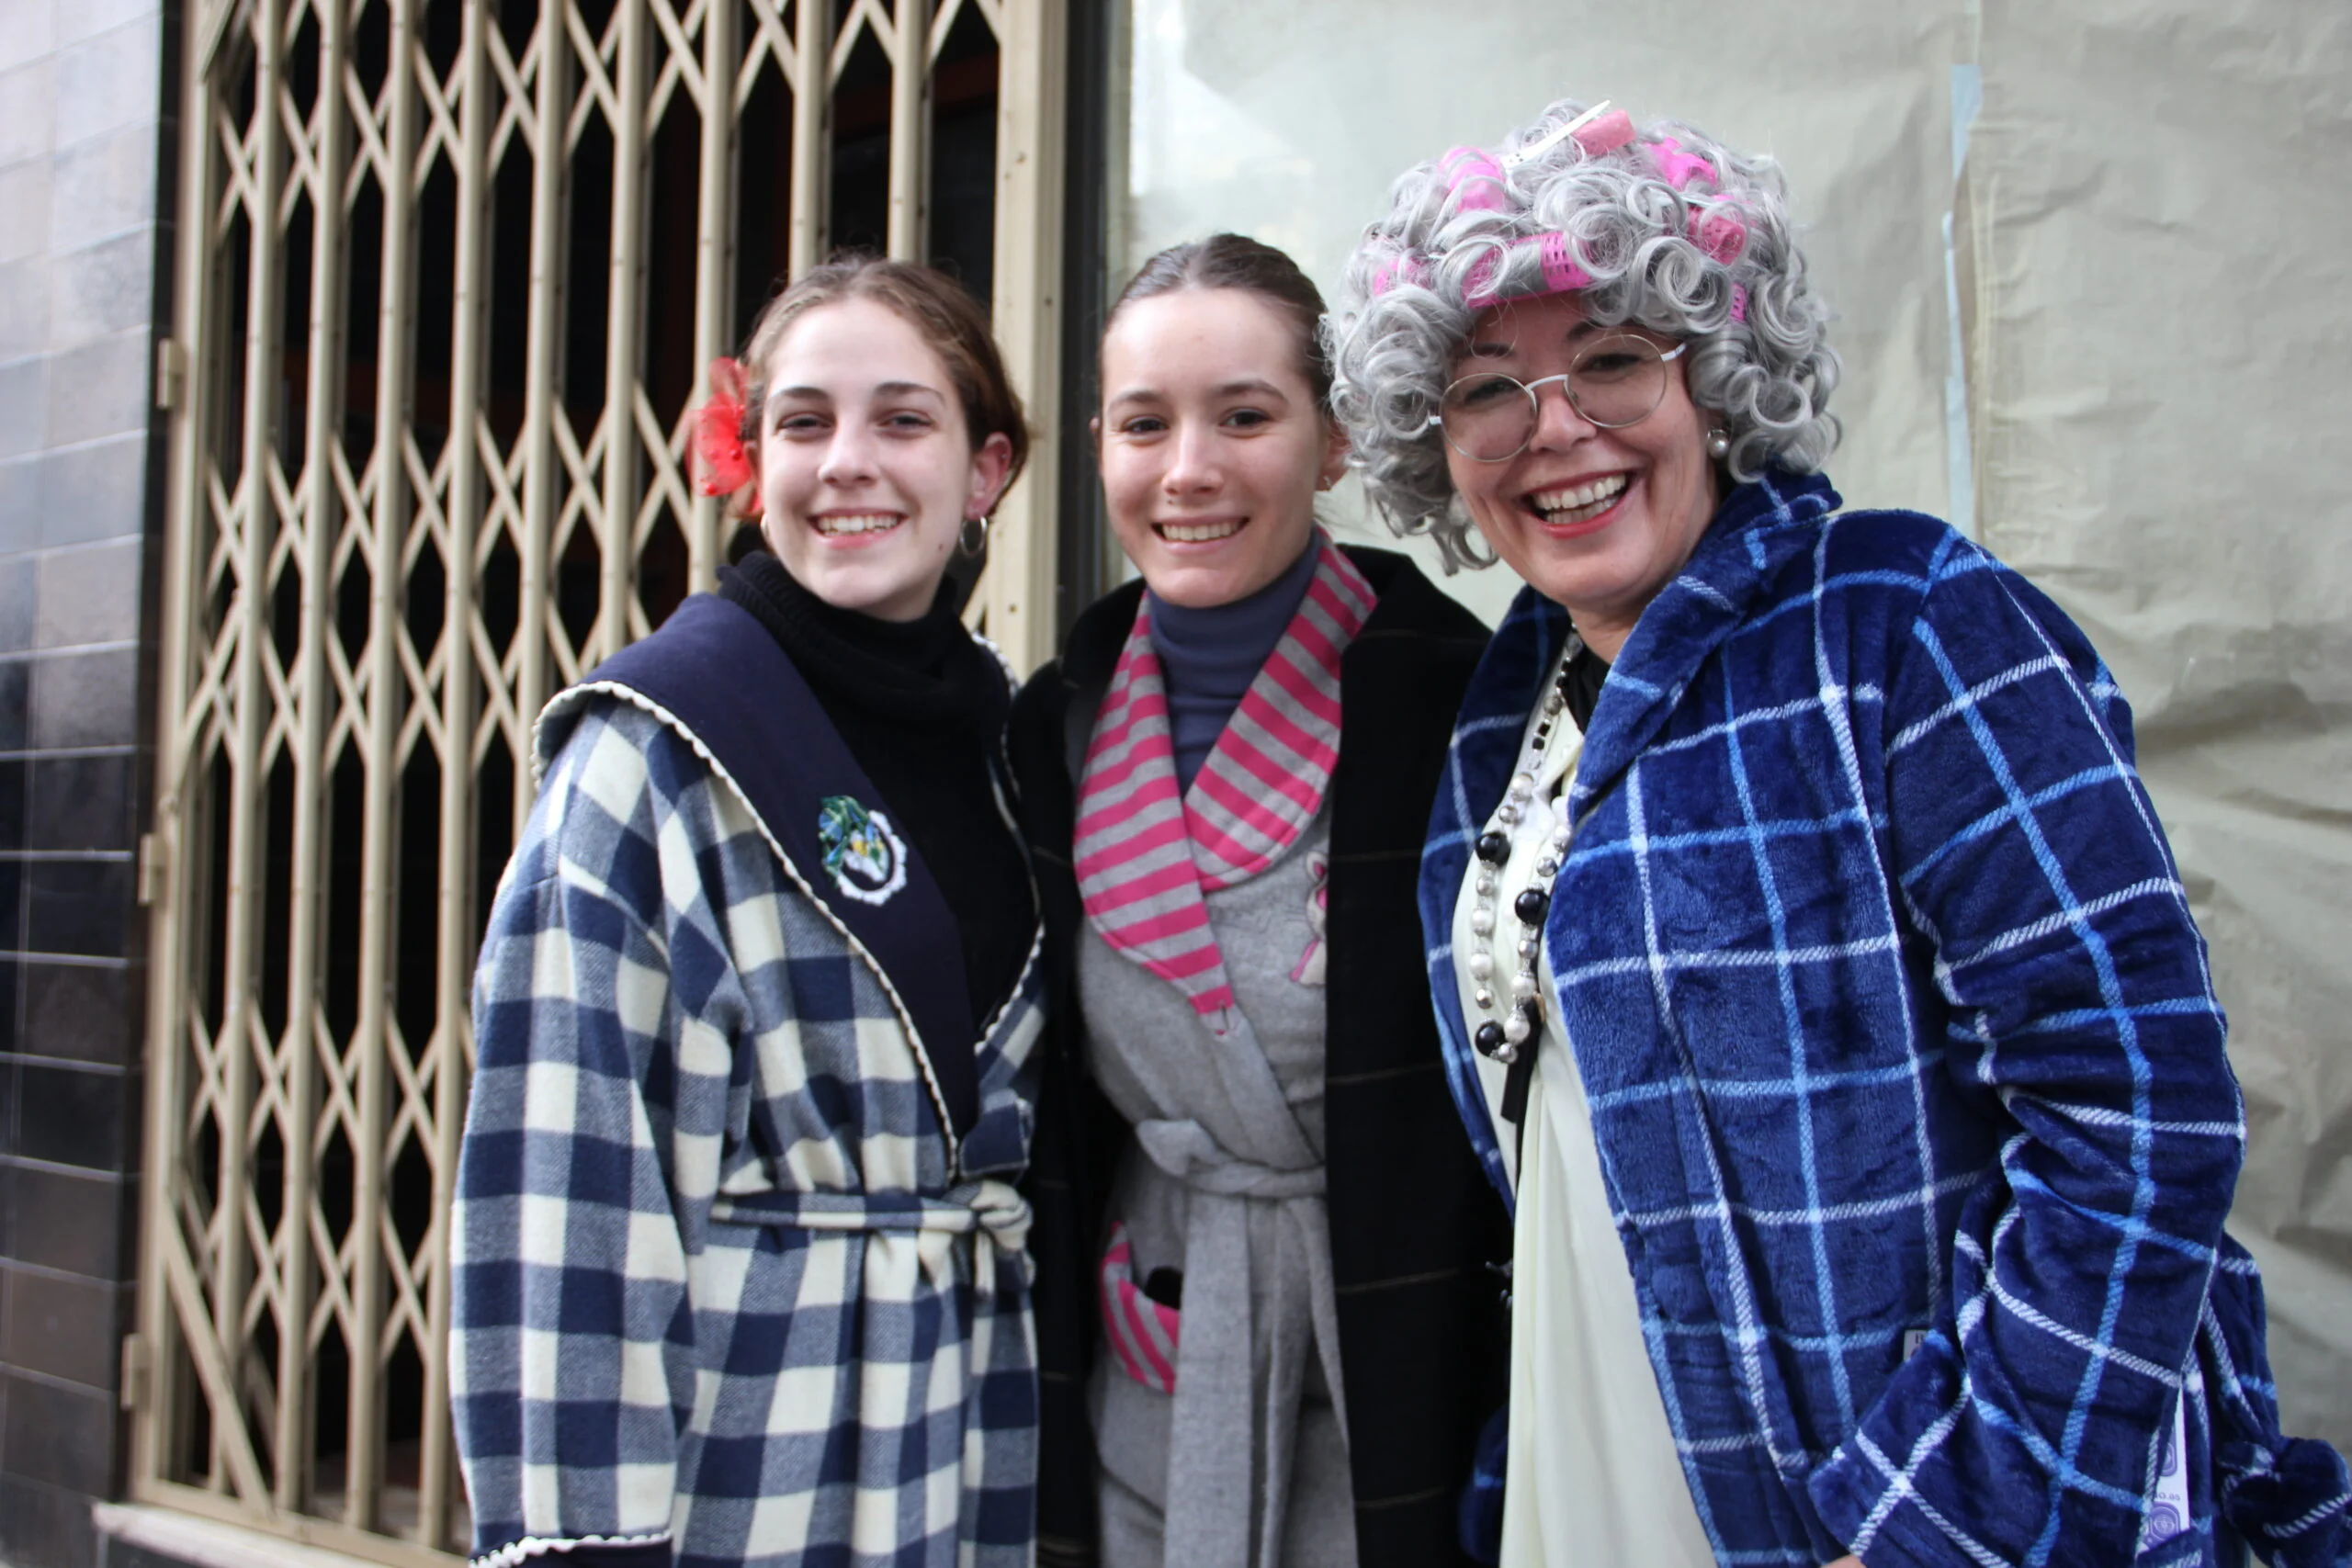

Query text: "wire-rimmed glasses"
[1427, 336, 1690, 463]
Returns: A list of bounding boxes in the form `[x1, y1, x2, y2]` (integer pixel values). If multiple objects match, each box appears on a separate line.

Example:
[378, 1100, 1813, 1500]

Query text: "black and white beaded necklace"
[1468, 632, 1586, 1120]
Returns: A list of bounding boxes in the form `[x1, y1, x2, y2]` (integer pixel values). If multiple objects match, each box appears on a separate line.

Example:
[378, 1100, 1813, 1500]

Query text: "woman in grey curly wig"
[1333, 99, 2348, 1568]
[1331, 102, 1838, 576]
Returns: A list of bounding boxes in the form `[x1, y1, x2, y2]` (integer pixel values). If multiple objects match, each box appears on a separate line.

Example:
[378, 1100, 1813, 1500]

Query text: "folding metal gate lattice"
[130, 0, 1064, 1556]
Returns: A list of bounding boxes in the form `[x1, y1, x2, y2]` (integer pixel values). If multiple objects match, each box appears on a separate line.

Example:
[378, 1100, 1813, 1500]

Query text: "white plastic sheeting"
[1117, 0, 2349, 1442]
[1966, 0, 2351, 1447]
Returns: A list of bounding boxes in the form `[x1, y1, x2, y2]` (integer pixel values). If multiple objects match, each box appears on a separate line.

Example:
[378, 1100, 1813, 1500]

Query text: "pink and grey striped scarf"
[1073, 536, 1377, 1031]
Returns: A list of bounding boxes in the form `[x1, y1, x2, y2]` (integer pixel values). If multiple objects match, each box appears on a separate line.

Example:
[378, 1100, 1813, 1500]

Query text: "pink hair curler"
[1572, 109, 1636, 157]
[1370, 251, 1431, 298]
[1533, 231, 1595, 294]
[1650, 136, 1717, 191]
[1464, 233, 1596, 310]
[1438, 145, 1511, 213]
[1463, 250, 1503, 307]
[1690, 209, 1748, 265]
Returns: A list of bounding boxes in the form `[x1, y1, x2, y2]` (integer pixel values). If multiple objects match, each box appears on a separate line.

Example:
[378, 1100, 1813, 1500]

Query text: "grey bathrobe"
[1015, 547, 1513, 1568]
[1080, 808, 1354, 1567]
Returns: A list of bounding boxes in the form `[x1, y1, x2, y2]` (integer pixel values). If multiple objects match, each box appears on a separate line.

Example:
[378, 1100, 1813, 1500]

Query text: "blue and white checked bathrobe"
[453, 596, 1047, 1568]
[1419, 471, 2350, 1568]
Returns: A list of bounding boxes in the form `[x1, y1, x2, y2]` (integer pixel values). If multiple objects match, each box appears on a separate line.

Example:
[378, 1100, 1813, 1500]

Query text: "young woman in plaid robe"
[1329, 103, 2350, 1567]
[452, 260, 1049, 1568]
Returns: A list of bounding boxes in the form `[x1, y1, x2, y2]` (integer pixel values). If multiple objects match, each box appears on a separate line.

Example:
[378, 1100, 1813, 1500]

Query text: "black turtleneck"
[1564, 639, 1609, 732]
[720, 552, 1035, 1035]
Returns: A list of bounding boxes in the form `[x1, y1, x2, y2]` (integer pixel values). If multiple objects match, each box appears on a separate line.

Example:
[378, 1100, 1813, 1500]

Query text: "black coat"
[1012, 545, 1513, 1568]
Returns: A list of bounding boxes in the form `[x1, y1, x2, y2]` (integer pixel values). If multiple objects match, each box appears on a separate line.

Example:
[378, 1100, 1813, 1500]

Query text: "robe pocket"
[1099, 1222, 1181, 1394]
[1290, 851, 1330, 986]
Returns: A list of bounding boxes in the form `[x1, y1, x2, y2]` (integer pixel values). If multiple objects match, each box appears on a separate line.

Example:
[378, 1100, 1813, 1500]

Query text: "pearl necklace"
[1468, 633, 1584, 1066]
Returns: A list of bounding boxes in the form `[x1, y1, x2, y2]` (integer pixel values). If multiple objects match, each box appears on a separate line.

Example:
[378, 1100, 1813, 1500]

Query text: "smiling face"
[1444, 292, 1722, 660]
[756, 296, 1012, 621]
[1096, 288, 1349, 610]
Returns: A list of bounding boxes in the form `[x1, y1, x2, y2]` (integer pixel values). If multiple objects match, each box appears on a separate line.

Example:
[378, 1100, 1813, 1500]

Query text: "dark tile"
[24, 859, 132, 958]
[0, 859, 20, 950]
[0, 755, 22, 849]
[2, 1269, 118, 1387]
[34, 538, 141, 649]
[21, 962, 130, 1066]
[51, 20, 161, 152]
[0, 355, 40, 462]
[0, 1367, 118, 1494]
[113, 1067, 139, 1180]
[14, 1062, 122, 1169]
[0, 1468, 103, 1568]
[0, 1055, 14, 1155]
[50, 227, 156, 346]
[0, 656, 24, 748]
[28, 754, 131, 852]
[0, 256, 46, 361]
[3, 1165, 123, 1279]
[0, 959, 16, 1054]
[48, 126, 159, 255]
[0, 554, 34, 651]
[28, 647, 135, 750]
[108, 1541, 191, 1568]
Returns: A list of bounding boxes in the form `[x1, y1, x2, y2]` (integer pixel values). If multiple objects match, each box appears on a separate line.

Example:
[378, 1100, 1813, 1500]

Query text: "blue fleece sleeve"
[1809, 535, 2249, 1567]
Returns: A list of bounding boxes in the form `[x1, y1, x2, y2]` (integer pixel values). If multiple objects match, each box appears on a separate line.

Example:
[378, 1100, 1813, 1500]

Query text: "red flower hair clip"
[694, 357, 762, 516]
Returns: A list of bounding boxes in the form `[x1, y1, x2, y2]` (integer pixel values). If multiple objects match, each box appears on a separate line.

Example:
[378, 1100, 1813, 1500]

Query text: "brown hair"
[1103, 233, 1335, 409]
[739, 255, 1029, 491]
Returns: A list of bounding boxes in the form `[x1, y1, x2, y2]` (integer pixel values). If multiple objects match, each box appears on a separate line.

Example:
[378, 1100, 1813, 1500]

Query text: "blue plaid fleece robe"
[1420, 472, 2350, 1568]
[453, 595, 1047, 1568]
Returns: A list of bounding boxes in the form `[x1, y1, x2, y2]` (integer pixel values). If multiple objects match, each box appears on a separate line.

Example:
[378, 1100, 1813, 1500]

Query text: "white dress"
[1448, 705, 1716, 1568]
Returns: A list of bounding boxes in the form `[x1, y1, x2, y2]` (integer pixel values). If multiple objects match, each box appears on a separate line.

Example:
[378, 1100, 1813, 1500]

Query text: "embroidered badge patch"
[817, 795, 908, 906]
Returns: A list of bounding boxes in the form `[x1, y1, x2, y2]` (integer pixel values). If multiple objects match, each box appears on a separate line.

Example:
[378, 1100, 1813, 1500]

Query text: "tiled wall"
[0, 0, 172, 1560]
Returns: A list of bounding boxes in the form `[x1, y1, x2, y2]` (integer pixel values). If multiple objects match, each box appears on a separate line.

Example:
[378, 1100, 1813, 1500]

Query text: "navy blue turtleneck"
[1145, 537, 1321, 794]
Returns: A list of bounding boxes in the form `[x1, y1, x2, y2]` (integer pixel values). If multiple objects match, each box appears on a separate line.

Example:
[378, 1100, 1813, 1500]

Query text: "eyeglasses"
[1427, 336, 1690, 463]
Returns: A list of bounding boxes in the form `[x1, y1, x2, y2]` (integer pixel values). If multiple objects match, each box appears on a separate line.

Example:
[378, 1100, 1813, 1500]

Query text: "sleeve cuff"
[1811, 1439, 2004, 1568]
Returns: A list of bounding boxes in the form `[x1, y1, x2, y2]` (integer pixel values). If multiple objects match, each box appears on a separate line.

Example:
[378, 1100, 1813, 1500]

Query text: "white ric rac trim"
[471, 1532, 673, 1567]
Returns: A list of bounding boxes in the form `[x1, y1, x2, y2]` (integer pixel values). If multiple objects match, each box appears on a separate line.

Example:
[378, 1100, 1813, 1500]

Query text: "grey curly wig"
[1329, 100, 1841, 570]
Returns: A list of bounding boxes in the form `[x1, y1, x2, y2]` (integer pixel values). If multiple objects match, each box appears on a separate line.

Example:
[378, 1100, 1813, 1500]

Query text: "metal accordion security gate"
[130, 0, 1065, 1557]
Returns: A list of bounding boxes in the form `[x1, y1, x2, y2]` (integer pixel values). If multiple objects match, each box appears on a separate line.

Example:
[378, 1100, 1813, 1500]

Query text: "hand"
[1825, 1557, 1864, 1567]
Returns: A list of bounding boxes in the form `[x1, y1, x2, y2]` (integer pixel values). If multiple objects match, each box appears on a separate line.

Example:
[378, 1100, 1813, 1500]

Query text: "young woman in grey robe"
[1013, 237, 1513, 1568]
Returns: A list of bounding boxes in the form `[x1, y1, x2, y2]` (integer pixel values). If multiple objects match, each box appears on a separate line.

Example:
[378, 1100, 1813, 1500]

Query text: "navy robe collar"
[1570, 468, 1843, 820]
[547, 592, 980, 1141]
[1417, 468, 1842, 1201]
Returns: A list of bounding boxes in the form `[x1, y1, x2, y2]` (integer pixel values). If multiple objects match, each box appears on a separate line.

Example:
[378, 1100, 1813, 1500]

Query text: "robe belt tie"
[1134, 1118, 1347, 1568]
[714, 1180, 1034, 1293]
